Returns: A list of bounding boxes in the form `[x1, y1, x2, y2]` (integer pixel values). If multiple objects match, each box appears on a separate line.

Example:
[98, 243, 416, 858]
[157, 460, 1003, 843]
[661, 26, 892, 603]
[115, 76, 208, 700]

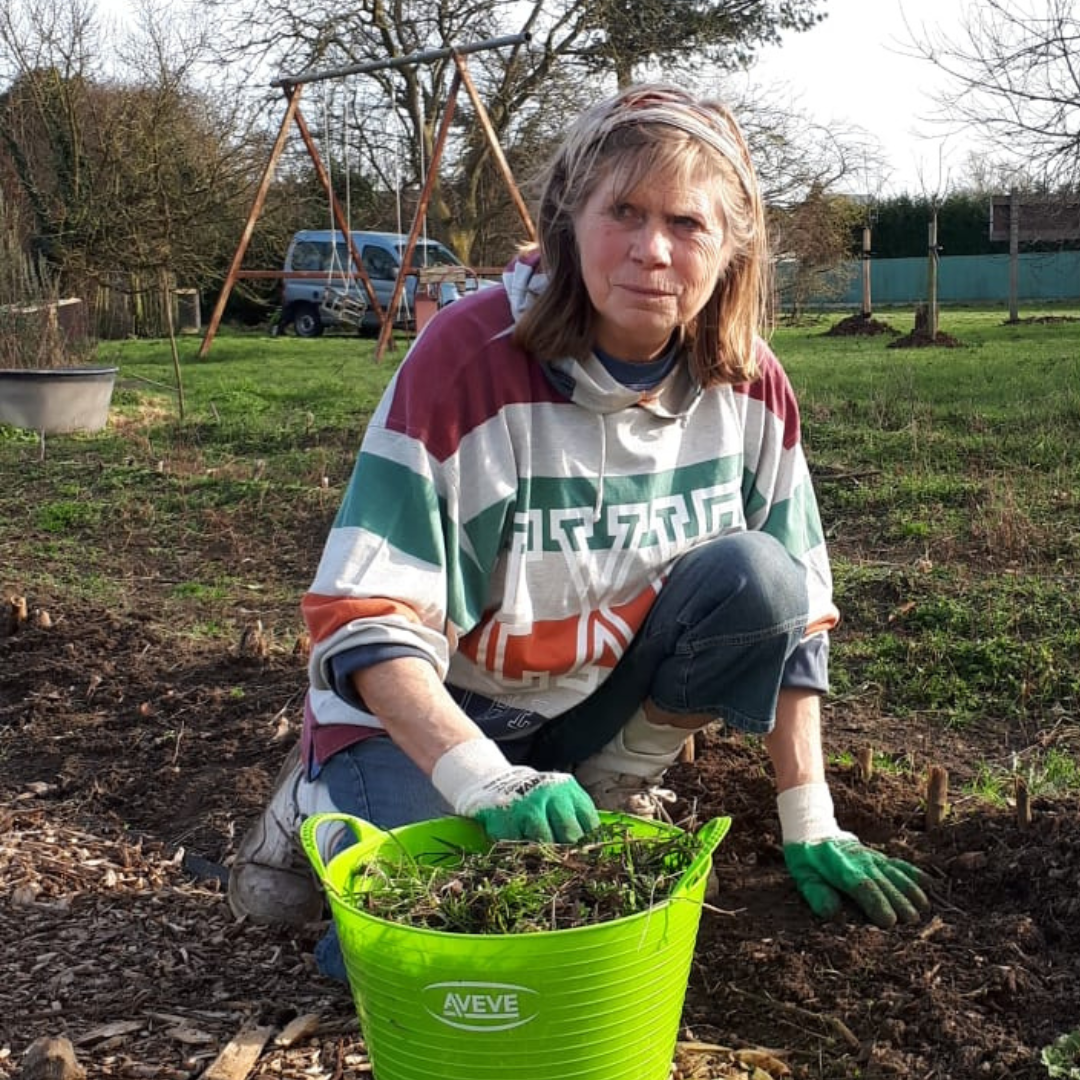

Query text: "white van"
[279, 229, 477, 337]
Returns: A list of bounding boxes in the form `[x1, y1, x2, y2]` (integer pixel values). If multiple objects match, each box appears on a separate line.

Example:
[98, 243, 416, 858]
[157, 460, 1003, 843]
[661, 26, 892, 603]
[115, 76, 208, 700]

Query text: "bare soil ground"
[3, 519, 1079, 1078]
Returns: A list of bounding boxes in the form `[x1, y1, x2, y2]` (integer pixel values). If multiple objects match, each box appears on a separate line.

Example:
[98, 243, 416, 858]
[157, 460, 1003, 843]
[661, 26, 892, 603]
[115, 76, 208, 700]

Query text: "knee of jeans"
[745, 533, 808, 624]
[692, 532, 808, 626]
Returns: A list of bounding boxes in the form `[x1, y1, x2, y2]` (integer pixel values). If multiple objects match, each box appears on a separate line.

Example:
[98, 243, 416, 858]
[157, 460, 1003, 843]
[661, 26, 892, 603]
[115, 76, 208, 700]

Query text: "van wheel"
[294, 303, 323, 338]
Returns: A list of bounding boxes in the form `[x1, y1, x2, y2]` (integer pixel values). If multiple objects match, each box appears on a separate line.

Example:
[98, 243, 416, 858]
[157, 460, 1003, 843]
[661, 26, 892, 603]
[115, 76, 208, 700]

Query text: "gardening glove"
[432, 738, 600, 844]
[778, 783, 931, 929]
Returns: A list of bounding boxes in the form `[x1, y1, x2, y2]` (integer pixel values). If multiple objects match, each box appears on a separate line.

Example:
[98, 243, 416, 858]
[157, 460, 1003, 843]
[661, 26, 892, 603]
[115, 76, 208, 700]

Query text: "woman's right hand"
[432, 739, 600, 843]
[468, 770, 600, 843]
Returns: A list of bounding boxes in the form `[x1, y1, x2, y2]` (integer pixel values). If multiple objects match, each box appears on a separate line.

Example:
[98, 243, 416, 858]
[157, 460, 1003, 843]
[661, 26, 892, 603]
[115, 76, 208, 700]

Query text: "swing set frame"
[199, 34, 536, 361]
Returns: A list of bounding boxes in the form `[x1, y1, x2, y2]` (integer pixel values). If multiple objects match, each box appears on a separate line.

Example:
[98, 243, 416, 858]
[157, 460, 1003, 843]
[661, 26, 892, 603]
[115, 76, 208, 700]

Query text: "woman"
[230, 84, 929, 975]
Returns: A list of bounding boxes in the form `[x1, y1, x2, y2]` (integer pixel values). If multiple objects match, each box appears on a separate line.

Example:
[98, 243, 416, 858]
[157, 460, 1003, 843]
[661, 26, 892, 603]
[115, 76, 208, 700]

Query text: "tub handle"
[676, 816, 732, 892]
[299, 812, 388, 889]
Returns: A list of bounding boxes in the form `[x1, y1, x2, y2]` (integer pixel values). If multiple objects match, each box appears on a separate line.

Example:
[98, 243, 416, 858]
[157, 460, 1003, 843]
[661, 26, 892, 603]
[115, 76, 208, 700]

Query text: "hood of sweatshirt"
[501, 254, 703, 420]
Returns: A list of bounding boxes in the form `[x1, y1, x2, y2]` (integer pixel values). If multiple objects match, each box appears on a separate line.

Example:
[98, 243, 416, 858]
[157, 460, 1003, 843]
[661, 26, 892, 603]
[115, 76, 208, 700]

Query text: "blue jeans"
[309, 530, 809, 980]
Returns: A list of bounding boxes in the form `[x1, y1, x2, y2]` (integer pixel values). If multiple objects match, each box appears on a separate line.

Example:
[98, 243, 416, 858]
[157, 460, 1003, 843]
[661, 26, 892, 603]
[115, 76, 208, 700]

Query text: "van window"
[292, 240, 331, 272]
[406, 243, 459, 269]
[362, 245, 398, 279]
[287, 233, 463, 281]
[329, 242, 357, 273]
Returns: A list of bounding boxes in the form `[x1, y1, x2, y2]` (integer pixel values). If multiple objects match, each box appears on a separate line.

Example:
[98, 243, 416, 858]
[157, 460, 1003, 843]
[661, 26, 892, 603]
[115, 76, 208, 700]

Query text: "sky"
[750, 0, 974, 196]
[91, 0, 972, 197]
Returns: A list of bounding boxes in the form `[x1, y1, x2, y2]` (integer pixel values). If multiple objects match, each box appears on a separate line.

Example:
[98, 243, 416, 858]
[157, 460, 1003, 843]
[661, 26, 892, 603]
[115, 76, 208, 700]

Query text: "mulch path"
[3, 603, 1080, 1079]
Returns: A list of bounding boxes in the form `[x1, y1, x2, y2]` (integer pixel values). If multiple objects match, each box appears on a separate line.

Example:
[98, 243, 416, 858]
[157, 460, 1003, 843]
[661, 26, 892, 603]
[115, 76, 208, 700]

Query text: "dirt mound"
[825, 314, 898, 337]
[888, 329, 965, 349]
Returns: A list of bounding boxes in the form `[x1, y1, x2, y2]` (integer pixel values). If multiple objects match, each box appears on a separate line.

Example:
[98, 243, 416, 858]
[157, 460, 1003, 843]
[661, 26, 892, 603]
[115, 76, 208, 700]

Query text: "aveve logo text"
[422, 981, 539, 1031]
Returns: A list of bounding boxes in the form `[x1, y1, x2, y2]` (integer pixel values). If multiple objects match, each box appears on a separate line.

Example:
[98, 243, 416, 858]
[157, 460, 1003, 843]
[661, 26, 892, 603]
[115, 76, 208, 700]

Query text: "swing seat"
[416, 265, 469, 296]
[320, 285, 367, 328]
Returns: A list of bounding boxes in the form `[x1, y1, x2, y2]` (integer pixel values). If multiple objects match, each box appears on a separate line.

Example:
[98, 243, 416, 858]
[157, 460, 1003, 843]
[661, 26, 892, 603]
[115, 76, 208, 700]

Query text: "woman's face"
[573, 165, 729, 362]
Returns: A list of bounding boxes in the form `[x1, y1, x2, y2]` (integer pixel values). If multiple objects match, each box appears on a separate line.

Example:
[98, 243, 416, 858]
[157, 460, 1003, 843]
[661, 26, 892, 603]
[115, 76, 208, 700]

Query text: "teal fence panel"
[803, 252, 1080, 307]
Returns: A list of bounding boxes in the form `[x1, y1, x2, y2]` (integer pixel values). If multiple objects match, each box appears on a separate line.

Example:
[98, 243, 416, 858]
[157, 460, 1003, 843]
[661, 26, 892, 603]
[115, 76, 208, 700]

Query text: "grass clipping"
[345, 823, 699, 934]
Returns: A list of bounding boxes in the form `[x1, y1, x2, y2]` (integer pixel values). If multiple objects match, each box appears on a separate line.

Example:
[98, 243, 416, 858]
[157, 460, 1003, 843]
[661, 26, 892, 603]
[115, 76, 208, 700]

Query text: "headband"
[593, 87, 757, 202]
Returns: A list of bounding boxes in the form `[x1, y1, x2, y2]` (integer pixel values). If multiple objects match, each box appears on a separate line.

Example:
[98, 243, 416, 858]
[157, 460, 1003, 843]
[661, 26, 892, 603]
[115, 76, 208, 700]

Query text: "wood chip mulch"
[1, 802, 775, 1080]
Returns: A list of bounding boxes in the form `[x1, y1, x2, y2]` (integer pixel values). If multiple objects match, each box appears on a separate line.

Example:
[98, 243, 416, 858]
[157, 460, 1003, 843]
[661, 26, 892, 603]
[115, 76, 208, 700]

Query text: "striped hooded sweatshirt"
[301, 256, 838, 754]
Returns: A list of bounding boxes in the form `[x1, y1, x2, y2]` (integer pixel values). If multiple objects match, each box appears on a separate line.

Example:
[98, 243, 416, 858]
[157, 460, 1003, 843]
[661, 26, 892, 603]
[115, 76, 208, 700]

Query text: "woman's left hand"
[783, 836, 931, 928]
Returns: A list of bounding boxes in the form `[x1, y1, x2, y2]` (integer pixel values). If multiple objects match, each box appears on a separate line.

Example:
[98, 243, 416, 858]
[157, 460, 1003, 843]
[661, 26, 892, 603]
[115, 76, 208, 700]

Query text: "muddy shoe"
[574, 712, 688, 821]
[228, 744, 325, 926]
[574, 764, 678, 822]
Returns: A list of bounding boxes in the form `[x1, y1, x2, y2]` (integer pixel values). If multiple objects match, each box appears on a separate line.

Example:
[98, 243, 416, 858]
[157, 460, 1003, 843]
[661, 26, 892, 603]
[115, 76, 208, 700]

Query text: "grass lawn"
[776, 306, 1080, 796]
[3, 305, 1080, 799]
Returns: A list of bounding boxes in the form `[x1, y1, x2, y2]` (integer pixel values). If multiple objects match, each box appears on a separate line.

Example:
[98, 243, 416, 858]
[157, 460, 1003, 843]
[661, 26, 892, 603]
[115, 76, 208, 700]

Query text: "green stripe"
[455, 497, 510, 628]
[742, 467, 767, 520]
[336, 453, 444, 565]
[520, 458, 742, 510]
[462, 497, 512, 577]
[334, 452, 819, 631]
[521, 458, 744, 549]
[336, 452, 494, 631]
[756, 477, 826, 557]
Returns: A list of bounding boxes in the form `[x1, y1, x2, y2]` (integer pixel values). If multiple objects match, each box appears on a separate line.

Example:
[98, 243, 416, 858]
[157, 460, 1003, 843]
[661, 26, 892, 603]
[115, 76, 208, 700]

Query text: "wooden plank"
[990, 195, 1080, 242]
[274, 1013, 321, 1048]
[201, 1026, 275, 1080]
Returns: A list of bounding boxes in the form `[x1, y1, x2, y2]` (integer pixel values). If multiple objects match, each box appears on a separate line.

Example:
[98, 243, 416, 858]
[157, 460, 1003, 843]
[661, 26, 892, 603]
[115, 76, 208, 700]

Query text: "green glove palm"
[472, 772, 600, 844]
[784, 837, 931, 928]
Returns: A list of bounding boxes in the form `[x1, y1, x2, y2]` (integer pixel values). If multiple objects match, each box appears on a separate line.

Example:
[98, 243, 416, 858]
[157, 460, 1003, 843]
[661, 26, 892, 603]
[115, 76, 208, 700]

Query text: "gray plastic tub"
[0, 367, 118, 434]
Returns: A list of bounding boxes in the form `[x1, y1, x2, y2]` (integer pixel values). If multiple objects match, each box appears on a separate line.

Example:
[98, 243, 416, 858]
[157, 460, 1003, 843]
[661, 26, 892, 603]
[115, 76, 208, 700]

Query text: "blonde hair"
[514, 84, 771, 386]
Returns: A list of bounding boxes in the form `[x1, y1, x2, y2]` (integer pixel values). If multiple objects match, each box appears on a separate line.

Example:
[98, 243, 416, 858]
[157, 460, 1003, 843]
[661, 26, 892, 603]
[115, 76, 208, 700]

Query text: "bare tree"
[722, 78, 887, 208]
[0, 0, 270, 338]
[905, 0, 1080, 190]
[204, 0, 829, 263]
[771, 184, 863, 319]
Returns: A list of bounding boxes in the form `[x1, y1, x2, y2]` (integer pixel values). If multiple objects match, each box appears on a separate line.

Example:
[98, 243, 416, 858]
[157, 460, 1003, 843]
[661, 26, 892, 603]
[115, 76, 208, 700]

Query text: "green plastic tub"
[301, 810, 730, 1080]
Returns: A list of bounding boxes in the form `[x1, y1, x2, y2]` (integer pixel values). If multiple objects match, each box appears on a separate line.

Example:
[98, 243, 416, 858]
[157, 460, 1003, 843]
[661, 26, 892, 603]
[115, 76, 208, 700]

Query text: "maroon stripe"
[735, 340, 801, 450]
[382, 288, 566, 461]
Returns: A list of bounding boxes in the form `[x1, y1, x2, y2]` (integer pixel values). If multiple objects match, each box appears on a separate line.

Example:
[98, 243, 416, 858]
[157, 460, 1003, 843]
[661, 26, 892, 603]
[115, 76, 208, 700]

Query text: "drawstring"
[593, 414, 607, 522]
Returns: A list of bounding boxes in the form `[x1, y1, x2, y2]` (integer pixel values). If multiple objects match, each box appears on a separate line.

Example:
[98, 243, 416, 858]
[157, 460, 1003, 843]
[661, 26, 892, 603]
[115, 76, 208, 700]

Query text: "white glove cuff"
[431, 738, 524, 815]
[777, 782, 850, 845]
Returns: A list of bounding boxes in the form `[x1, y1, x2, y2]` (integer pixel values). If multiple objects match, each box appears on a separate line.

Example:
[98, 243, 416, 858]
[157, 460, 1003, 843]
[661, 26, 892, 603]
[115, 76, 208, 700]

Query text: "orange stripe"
[804, 609, 840, 637]
[485, 622, 502, 672]
[459, 588, 658, 680]
[302, 593, 422, 644]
